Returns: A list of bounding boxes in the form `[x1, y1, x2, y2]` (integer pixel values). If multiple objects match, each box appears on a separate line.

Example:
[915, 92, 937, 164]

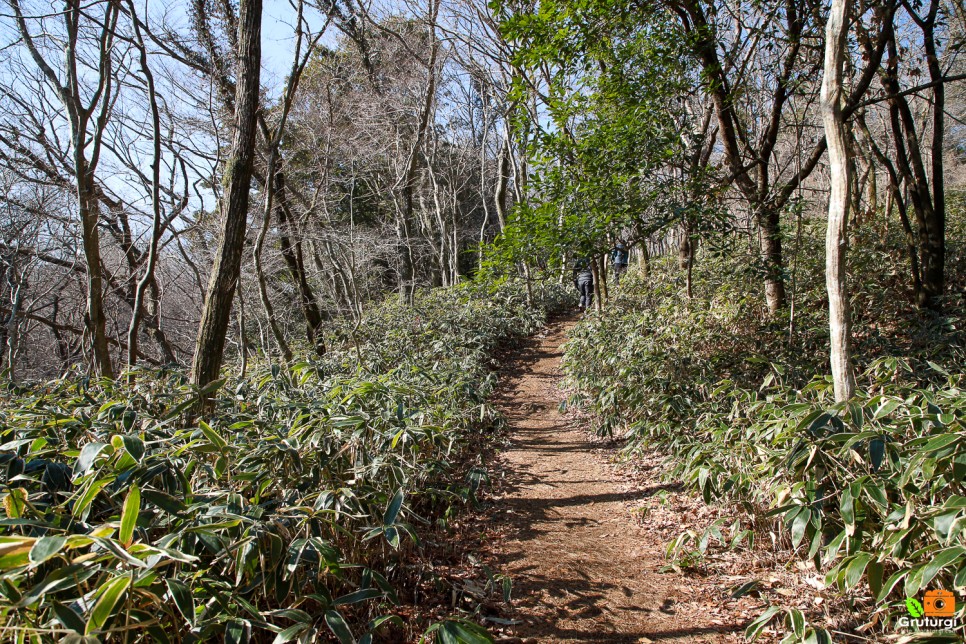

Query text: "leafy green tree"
[486, 0, 694, 278]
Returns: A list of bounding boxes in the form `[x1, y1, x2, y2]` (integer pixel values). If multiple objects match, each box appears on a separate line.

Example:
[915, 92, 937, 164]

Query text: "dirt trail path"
[487, 318, 740, 643]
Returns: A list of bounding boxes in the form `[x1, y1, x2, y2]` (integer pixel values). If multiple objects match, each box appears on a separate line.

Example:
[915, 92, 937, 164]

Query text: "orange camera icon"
[923, 589, 956, 617]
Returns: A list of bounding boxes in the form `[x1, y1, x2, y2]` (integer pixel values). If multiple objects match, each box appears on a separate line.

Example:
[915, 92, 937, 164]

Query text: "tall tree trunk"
[126, 0, 163, 373]
[276, 178, 326, 355]
[759, 206, 787, 315]
[191, 0, 262, 393]
[12, 0, 120, 377]
[79, 180, 113, 377]
[883, 25, 944, 309]
[919, 1, 945, 309]
[822, 0, 855, 402]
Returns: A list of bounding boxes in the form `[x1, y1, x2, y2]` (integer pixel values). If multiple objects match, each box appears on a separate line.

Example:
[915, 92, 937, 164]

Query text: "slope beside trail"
[485, 317, 743, 643]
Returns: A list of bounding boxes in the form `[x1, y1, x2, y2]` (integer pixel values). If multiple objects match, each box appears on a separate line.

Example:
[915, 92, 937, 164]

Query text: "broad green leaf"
[119, 484, 140, 546]
[325, 610, 355, 644]
[919, 546, 965, 589]
[73, 442, 111, 478]
[86, 574, 131, 634]
[199, 420, 228, 449]
[166, 579, 195, 626]
[29, 535, 66, 565]
[0, 536, 35, 570]
[384, 489, 404, 526]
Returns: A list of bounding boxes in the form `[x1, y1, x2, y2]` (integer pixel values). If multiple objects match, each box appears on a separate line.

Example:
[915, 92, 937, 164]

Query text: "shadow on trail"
[487, 317, 745, 642]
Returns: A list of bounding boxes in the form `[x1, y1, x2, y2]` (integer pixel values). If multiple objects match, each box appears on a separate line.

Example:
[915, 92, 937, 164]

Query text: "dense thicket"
[0, 280, 567, 641]
[564, 198, 966, 638]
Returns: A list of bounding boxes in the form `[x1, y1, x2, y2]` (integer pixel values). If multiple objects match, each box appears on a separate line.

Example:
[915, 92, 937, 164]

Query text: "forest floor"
[463, 316, 774, 643]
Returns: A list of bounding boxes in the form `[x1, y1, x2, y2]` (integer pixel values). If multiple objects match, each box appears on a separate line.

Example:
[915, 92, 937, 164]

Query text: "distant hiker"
[573, 257, 594, 310]
[611, 240, 629, 285]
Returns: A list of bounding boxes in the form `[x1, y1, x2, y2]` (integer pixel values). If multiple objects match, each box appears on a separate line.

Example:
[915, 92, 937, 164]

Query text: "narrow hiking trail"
[485, 318, 745, 643]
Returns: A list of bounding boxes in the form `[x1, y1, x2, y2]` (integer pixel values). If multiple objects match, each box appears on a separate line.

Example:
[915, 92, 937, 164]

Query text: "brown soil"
[484, 317, 745, 643]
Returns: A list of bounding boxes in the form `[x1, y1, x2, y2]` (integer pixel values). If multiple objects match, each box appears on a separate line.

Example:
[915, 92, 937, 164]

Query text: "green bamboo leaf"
[52, 601, 86, 633]
[3, 488, 27, 519]
[922, 433, 963, 454]
[745, 605, 782, 641]
[141, 489, 186, 516]
[29, 535, 66, 565]
[121, 435, 145, 462]
[119, 484, 140, 546]
[72, 476, 115, 521]
[73, 442, 111, 478]
[85, 574, 131, 634]
[225, 619, 251, 644]
[166, 579, 195, 626]
[803, 628, 832, 644]
[333, 588, 383, 606]
[430, 619, 493, 644]
[844, 553, 872, 590]
[919, 546, 965, 589]
[869, 437, 885, 471]
[273, 623, 312, 644]
[0, 536, 34, 570]
[790, 508, 809, 549]
[325, 610, 355, 644]
[873, 398, 902, 420]
[787, 608, 805, 638]
[384, 488, 404, 526]
[867, 560, 884, 599]
[199, 420, 228, 449]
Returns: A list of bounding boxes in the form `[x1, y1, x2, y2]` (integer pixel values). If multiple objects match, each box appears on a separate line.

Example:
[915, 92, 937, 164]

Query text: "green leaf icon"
[906, 597, 924, 618]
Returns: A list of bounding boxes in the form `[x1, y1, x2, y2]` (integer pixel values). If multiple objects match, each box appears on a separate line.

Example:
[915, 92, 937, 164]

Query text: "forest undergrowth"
[564, 194, 966, 643]
[0, 279, 569, 643]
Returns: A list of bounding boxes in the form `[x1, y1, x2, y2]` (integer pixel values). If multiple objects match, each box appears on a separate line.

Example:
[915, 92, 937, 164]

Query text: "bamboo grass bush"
[0, 279, 569, 642]
[563, 215, 966, 639]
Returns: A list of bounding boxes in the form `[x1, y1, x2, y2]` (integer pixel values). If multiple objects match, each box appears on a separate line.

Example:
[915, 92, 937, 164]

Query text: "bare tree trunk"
[237, 287, 248, 378]
[191, 0, 262, 394]
[590, 258, 602, 312]
[597, 253, 608, 302]
[12, 0, 120, 377]
[822, 0, 855, 402]
[253, 205, 294, 363]
[276, 183, 326, 355]
[759, 207, 786, 315]
[126, 0, 163, 374]
[883, 21, 944, 310]
[679, 223, 693, 299]
[494, 130, 510, 231]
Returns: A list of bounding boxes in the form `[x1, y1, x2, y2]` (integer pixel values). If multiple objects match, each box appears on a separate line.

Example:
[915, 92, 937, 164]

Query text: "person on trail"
[572, 257, 594, 310]
[611, 240, 629, 285]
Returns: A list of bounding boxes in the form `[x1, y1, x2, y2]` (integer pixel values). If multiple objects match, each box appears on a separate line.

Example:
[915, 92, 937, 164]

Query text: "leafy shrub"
[0, 279, 568, 642]
[563, 215, 966, 636]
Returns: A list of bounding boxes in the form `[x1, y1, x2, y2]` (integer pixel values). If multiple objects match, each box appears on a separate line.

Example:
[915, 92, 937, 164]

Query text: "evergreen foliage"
[564, 203, 966, 637]
[0, 280, 568, 642]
